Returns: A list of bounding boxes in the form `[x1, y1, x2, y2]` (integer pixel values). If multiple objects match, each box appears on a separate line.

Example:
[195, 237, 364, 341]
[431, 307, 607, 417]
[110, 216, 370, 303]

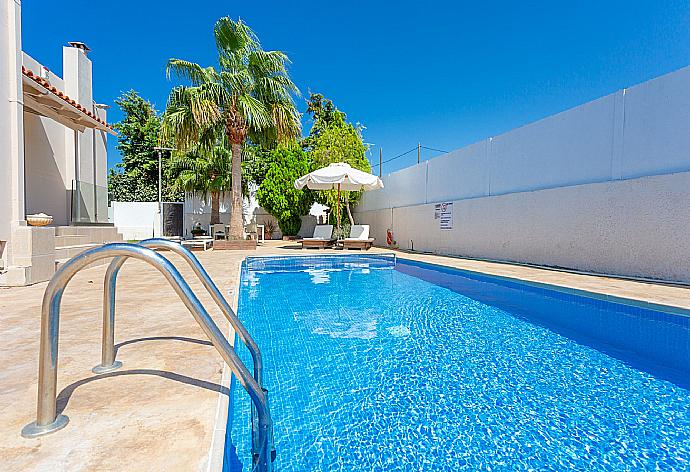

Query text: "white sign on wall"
[434, 202, 453, 230]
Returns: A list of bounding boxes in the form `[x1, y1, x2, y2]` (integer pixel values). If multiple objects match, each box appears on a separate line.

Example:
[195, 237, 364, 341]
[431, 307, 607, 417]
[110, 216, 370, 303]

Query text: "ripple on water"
[226, 262, 690, 471]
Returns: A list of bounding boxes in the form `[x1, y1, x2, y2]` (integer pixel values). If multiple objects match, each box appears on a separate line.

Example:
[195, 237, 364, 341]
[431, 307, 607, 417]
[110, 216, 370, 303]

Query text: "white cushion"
[308, 225, 333, 240]
[348, 225, 369, 240]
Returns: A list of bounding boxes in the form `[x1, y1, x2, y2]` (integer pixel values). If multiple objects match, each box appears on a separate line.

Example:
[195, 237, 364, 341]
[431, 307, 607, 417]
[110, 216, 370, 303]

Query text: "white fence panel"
[358, 65, 690, 212]
[426, 140, 489, 202]
[621, 66, 690, 179]
[385, 162, 428, 208]
[488, 92, 618, 195]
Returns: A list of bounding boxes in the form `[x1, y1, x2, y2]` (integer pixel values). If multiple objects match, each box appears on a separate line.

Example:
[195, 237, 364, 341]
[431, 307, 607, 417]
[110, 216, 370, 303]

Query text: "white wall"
[360, 65, 690, 212]
[358, 172, 690, 283]
[355, 65, 690, 283]
[111, 202, 158, 240]
[0, 0, 24, 264]
[183, 193, 231, 238]
[252, 207, 318, 239]
[23, 112, 70, 224]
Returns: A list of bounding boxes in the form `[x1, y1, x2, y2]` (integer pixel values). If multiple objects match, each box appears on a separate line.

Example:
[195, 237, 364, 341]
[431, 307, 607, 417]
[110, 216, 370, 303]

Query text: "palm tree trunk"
[210, 191, 220, 225]
[228, 142, 244, 239]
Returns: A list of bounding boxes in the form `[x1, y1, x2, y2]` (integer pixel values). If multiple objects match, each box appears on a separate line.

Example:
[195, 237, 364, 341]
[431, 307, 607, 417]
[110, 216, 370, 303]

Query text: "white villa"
[0, 1, 121, 286]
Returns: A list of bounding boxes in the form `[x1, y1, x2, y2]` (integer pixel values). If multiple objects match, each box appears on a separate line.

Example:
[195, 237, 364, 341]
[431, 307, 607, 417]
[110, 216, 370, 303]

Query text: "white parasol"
[294, 162, 384, 227]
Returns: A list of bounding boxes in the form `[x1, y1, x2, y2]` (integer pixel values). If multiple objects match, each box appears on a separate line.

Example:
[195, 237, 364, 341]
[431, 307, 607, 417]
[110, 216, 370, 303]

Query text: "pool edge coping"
[206, 262, 242, 472]
[394, 254, 690, 317]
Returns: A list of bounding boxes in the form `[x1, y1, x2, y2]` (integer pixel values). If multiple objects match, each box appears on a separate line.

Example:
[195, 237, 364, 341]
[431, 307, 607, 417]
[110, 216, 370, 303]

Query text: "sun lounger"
[300, 224, 335, 249]
[181, 238, 213, 251]
[342, 225, 375, 250]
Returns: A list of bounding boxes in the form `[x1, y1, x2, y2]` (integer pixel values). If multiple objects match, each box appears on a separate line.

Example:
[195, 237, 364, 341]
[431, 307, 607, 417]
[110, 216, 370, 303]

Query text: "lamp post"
[153, 147, 175, 236]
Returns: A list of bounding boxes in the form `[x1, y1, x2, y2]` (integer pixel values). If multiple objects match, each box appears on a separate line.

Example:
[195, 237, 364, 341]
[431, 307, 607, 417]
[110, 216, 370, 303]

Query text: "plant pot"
[27, 213, 53, 226]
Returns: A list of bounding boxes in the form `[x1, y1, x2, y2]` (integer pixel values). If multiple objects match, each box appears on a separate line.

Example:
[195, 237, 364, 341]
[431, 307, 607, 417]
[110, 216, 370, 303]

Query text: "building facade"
[1, 0, 120, 286]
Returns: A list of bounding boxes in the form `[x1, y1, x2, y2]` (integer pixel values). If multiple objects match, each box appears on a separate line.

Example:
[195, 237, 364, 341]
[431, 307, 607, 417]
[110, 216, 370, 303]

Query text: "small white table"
[181, 238, 213, 251]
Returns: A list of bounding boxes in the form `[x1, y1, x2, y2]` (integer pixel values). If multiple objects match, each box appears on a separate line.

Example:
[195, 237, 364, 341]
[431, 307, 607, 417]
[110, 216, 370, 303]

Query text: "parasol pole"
[336, 183, 341, 230]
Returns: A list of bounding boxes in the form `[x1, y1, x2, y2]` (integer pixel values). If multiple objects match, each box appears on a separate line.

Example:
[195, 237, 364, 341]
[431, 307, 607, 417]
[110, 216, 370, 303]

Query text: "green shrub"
[256, 145, 313, 236]
[278, 215, 302, 236]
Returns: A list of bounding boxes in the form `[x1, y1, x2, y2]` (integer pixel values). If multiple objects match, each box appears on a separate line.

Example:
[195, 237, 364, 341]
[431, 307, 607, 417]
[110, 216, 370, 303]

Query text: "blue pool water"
[224, 255, 690, 471]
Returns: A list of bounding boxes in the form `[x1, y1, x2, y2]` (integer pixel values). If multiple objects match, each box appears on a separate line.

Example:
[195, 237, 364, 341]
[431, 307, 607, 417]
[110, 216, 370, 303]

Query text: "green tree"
[169, 145, 233, 224]
[107, 90, 182, 202]
[108, 90, 184, 202]
[306, 94, 370, 227]
[256, 146, 312, 236]
[162, 17, 301, 239]
[241, 144, 275, 188]
[108, 169, 156, 202]
[302, 93, 346, 150]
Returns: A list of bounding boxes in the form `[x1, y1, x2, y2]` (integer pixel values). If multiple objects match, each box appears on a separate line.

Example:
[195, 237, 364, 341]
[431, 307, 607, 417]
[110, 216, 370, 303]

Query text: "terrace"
[3, 4, 690, 471]
[1, 241, 688, 470]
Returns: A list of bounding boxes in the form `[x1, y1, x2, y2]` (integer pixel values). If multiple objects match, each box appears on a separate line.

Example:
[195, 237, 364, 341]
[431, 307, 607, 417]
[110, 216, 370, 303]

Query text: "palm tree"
[162, 17, 301, 239]
[169, 145, 232, 225]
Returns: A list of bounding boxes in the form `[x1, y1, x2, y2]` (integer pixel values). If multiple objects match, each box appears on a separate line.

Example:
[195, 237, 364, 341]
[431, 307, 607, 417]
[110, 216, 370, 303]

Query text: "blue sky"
[21, 0, 690, 174]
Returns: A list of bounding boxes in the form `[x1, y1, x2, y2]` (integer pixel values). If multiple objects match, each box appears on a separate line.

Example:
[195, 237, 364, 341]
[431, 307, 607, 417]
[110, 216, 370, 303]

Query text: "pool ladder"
[20, 239, 276, 472]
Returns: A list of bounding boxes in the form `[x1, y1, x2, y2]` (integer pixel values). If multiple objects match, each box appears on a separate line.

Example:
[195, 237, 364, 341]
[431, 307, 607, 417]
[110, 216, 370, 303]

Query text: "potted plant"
[332, 222, 351, 241]
[191, 223, 207, 238]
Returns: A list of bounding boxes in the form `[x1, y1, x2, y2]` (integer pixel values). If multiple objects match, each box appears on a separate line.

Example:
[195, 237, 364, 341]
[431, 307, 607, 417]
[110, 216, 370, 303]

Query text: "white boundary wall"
[183, 193, 231, 238]
[355, 66, 690, 283]
[112, 196, 228, 240]
[111, 201, 158, 241]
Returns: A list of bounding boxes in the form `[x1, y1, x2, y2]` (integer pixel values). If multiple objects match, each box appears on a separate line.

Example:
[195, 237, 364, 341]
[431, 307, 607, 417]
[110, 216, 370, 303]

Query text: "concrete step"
[55, 226, 94, 236]
[54, 234, 90, 247]
[55, 225, 123, 240]
[54, 226, 124, 245]
[55, 243, 102, 260]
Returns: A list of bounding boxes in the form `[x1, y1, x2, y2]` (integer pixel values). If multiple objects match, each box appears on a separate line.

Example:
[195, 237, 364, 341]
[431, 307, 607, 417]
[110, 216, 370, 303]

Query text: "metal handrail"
[94, 238, 263, 386]
[20, 243, 273, 472]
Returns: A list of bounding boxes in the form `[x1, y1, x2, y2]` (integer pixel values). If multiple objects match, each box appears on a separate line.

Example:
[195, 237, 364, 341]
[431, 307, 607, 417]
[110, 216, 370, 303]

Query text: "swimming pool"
[224, 254, 690, 471]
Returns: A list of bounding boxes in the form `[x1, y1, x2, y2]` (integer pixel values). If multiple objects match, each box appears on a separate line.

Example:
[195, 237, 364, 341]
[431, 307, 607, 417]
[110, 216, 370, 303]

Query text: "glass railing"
[71, 180, 109, 224]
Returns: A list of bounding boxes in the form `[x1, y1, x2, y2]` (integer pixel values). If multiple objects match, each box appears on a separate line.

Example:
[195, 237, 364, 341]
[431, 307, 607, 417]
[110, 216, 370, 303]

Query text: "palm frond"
[166, 59, 217, 86]
[164, 17, 301, 149]
[248, 49, 289, 76]
[270, 100, 302, 141]
[236, 94, 271, 130]
[214, 17, 258, 64]
[169, 144, 233, 196]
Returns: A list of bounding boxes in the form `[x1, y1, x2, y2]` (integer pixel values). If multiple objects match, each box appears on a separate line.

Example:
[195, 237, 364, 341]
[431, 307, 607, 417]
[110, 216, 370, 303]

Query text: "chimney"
[67, 41, 90, 55]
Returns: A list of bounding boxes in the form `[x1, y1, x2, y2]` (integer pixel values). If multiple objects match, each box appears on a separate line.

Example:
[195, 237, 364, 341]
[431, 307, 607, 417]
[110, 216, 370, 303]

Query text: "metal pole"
[336, 183, 341, 230]
[21, 243, 273, 471]
[157, 149, 162, 216]
[153, 147, 175, 238]
[95, 238, 264, 385]
[379, 148, 382, 178]
[94, 260, 122, 374]
[418, 142, 421, 164]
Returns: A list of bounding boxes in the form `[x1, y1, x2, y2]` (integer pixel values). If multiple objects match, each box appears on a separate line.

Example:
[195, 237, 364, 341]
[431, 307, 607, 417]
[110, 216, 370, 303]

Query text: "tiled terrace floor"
[1, 240, 688, 471]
